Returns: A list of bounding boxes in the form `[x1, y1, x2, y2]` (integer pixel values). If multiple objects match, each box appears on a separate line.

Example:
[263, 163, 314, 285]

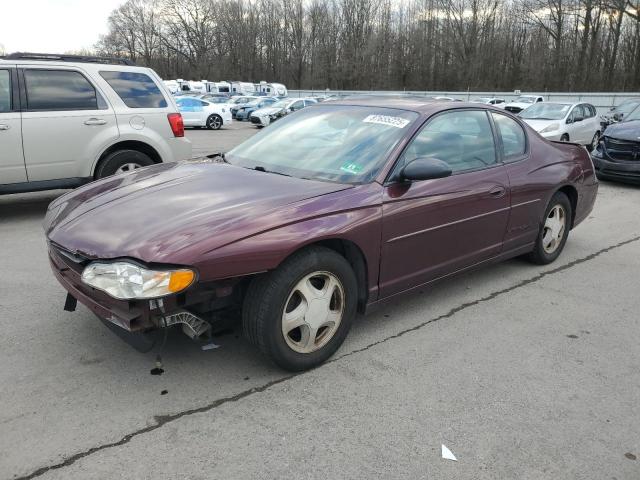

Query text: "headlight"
[540, 123, 560, 134]
[81, 261, 195, 300]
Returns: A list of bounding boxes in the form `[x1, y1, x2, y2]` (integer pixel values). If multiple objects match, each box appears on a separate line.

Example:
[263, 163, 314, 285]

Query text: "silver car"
[249, 98, 317, 127]
[0, 52, 191, 194]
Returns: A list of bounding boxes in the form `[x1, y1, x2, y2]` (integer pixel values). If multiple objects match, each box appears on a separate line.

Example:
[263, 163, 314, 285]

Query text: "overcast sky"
[0, 0, 126, 54]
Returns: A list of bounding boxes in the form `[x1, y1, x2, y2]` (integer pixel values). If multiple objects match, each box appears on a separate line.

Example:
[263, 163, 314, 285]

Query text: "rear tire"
[242, 246, 358, 371]
[95, 149, 154, 179]
[526, 192, 572, 265]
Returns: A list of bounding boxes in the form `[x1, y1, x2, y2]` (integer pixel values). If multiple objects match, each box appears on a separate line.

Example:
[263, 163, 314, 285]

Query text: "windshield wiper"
[252, 166, 291, 177]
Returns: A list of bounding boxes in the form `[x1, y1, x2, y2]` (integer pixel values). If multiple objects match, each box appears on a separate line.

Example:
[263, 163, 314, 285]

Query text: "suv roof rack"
[2, 52, 137, 66]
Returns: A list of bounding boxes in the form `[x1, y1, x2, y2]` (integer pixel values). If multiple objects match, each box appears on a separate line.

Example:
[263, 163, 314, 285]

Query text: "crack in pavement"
[14, 234, 640, 480]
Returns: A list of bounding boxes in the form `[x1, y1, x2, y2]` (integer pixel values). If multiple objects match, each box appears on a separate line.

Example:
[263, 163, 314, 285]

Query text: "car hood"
[602, 120, 640, 141]
[252, 107, 282, 116]
[45, 161, 351, 264]
[521, 118, 562, 131]
[505, 102, 534, 109]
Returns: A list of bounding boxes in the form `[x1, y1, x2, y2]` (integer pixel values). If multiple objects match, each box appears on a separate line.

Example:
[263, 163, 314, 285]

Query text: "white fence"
[289, 90, 640, 113]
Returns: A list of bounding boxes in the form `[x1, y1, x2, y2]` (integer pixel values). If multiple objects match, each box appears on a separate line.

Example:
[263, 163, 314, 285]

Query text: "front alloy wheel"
[282, 272, 344, 354]
[243, 246, 358, 371]
[206, 114, 223, 130]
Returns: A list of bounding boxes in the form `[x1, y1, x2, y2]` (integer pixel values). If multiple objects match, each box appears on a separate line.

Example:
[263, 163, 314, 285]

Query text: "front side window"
[228, 105, 419, 184]
[401, 110, 497, 173]
[291, 100, 304, 110]
[25, 69, 98, 110]
[100, 71, 167, 108]
[0, 70, 10, 112]
[492, 113, 526, 160]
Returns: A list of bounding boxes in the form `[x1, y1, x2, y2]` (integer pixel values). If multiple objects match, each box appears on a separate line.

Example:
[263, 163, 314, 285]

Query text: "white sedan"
[519, 102, 601, 150]
[176, 96, 232, 130]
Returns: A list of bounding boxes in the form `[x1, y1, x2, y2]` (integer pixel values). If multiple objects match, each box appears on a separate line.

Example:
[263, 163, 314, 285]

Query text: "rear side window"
[0, 70, 10, 112]
[24, 69, 98, 110]
[100, 71, 167, 108]
[492, 113, 526, 160]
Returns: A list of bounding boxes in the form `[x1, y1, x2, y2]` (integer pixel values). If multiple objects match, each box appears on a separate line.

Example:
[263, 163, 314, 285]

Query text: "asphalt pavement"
[1, 122, 639, 479]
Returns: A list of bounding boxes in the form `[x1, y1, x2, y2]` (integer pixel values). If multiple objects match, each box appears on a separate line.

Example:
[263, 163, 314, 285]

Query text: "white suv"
[0, 52, 192, 194]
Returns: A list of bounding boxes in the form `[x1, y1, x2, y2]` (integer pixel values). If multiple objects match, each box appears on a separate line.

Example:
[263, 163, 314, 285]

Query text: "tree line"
[95, 0, 640, 92]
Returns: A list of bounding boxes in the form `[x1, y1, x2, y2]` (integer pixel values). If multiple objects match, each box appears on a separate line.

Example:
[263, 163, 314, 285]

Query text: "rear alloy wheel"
[206, 114, 223, 130]
[243, 246, 357, 371]
[95, 149, 154, 178]
[588, 131, 600, 152]
[527, 192, 572, 265]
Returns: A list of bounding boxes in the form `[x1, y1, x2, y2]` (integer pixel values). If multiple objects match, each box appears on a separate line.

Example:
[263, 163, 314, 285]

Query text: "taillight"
[167, 113, 184, 137]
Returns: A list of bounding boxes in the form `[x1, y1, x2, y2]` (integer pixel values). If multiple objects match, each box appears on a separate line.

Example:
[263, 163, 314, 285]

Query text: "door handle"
[84, 118, 107, 126]
[488, 185, 507, 198]
[0, 124, 9, 131]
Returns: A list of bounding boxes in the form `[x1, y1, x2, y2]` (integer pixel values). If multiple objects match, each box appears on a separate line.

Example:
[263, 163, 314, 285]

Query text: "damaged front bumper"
[48, 243, 240, 350]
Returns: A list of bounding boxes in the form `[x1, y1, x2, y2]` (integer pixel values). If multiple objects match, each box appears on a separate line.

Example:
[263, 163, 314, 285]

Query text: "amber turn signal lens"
[168, 270, 195, 293]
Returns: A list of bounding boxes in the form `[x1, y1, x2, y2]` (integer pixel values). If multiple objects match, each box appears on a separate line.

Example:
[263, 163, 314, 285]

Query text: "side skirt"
[0, 177, 92, 195]
[364, 243, 535, 315]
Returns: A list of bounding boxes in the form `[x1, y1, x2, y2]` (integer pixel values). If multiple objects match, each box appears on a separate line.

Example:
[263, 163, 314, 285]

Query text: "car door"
[20, 67, 117, 181]
[379, 109, 511, 297]
[491, 112, 544, 251]
[0, 67, 27, 184]
[566, 105, 587, 143]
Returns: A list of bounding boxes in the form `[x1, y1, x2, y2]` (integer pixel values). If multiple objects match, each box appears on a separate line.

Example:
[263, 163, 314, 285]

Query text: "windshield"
[205, 97, 228, 104]
[514, 96, 538, 103]
[623, 105, 640, 121]
[519, 103, 571, 120]
[227, 105, 419, 184]
[271, 100, 290, 108]
[232, 97, 252, 104]
[614, 100, 640, 115]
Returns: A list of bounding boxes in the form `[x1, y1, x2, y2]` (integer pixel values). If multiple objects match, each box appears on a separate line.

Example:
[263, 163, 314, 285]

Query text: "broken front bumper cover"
[49, 245, 213, 348]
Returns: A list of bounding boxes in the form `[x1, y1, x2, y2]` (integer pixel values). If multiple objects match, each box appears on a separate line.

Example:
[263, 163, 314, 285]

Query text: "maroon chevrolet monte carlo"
[44, 97, 598, 371]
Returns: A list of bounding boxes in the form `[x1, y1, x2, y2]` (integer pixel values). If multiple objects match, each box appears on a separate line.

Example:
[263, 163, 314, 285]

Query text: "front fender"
[192, 205, 383, 301]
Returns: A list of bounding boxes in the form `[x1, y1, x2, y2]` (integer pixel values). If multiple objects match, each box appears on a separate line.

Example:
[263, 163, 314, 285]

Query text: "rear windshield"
[100, 71, 167, 108]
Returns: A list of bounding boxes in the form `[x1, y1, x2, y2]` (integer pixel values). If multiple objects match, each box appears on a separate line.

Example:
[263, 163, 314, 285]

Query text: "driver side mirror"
[400, 157, 452, 182]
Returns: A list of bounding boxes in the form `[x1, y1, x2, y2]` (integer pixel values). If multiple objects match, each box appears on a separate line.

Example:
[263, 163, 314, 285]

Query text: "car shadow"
[0, 190, 66, 222]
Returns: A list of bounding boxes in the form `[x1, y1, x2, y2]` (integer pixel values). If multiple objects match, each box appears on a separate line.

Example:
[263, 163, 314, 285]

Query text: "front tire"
[242, 246, 358, 371]
[527, 192, 572, 265]
[95, 149, 154, 179]
[206, 114, 223, 130]
[560, 133, 570, 142]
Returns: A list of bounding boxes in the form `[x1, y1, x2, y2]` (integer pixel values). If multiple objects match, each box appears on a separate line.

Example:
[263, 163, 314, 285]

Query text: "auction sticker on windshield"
[340, 163, 364, 174]
[363, 114, 411, 128]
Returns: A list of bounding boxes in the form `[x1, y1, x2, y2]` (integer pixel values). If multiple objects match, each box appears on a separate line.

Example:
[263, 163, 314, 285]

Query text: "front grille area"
[505, 106, 522, 113]
[604, 137, 640, 162]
